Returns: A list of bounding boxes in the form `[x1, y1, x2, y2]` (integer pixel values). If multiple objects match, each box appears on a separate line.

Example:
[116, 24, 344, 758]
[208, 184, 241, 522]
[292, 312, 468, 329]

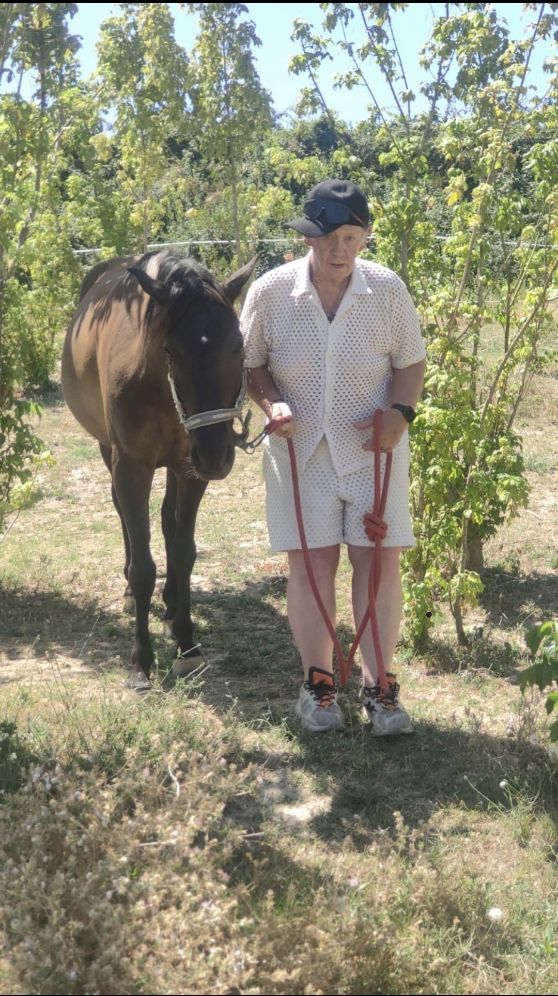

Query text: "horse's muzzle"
[190, 425, 236, 481]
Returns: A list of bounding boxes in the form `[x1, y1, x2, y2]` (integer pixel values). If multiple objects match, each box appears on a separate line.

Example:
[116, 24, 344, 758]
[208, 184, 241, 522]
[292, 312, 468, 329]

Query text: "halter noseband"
[167, 364, 248, 433]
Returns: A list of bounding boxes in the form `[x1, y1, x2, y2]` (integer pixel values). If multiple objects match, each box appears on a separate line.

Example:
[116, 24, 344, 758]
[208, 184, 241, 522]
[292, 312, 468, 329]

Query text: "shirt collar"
[291, 252, 370, 299]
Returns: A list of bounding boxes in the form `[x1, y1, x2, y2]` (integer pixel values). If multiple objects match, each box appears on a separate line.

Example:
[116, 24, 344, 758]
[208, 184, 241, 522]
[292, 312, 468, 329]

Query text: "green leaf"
[525, 624, 546, 657]
[545, 692, 558, 716]
[519, 659, 556, 694]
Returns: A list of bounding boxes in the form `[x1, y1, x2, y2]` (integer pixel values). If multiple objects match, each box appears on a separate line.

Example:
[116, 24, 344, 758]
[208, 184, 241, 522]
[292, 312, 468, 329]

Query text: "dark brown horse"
[62, 251, 255, 688]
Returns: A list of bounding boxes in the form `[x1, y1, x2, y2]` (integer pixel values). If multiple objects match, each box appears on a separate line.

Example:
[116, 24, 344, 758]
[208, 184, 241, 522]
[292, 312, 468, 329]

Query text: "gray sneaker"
[361, 673, 414, 736]
[296, 666, 345, 732]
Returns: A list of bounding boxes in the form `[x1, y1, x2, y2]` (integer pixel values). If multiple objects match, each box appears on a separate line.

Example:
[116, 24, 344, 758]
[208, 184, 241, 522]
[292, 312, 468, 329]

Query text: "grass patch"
[524, 454, 557, 474]
[1, 682, 556, 995]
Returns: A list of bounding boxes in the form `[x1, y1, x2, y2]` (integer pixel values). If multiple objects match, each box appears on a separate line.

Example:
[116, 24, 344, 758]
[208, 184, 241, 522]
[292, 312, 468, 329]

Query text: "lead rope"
[264, 410, 392, 691]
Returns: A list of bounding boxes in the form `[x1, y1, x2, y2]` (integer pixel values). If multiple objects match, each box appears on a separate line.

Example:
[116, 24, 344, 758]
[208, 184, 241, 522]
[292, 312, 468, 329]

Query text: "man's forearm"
[246, 365, 284, 418]
[391, 359, 426, 409]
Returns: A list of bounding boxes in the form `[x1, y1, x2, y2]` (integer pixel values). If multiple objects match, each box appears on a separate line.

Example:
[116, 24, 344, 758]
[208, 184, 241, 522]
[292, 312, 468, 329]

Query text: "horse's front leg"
[169, 473, 208, 675]
[161, 468, 178, 635]
[112, 452, 156, 683]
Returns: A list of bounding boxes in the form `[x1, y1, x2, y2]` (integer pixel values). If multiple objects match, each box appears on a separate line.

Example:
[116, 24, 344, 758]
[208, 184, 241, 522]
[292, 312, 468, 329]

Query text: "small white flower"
[499, 780, 508, 789]
[487, 906, 503, 922]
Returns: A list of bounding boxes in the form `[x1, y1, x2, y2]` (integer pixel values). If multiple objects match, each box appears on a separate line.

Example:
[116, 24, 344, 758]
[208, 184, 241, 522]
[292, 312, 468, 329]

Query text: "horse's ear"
[127, 267, 171, 306]
[221, 255, 258, 304]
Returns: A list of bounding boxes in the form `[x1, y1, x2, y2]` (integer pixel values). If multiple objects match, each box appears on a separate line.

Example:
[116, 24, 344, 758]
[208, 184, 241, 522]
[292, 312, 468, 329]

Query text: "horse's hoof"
[162, 619, 174, 640]
[172, 651, 208, 677]
[123, 594, 135, 615]
[123, 671, 152, 693]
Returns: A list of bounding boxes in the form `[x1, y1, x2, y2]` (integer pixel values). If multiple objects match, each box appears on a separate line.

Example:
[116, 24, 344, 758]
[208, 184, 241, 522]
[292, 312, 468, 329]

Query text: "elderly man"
[241, 179, 426, 734]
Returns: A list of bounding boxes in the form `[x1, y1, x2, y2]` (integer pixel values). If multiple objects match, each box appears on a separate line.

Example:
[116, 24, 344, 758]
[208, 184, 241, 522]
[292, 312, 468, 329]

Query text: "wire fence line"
[72, 238, 300, 256]
[72, 232, 556, 256]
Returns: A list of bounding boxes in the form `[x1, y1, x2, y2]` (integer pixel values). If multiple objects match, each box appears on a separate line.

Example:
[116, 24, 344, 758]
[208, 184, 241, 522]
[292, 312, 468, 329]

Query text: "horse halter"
[167, 362, 250, 437]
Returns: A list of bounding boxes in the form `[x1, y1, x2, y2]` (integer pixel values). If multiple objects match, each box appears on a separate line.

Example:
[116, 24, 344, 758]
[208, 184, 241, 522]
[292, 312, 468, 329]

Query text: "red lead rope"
[266, 410, 392, 691]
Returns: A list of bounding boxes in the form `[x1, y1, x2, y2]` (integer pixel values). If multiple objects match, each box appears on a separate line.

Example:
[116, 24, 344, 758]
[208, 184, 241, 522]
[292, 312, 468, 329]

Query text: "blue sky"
[71, 3, 553, 124]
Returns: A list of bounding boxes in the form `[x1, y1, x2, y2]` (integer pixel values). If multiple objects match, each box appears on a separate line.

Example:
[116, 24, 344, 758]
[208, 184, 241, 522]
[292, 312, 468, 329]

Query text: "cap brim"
[285, 216, 367, 237]
[285, 217, 333, 237]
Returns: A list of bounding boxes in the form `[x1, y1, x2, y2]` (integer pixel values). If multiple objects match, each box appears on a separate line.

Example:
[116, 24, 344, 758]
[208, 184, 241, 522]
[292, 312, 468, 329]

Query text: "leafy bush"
[0, 395, 43, 534]
[520, 622, 558, 743]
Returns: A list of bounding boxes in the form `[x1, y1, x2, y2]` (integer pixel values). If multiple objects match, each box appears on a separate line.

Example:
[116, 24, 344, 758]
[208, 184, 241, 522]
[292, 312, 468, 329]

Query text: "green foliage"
[295, 3, 558, 646]
[521, 622, 558, 743]
[0, 396, 44, 531]
[186, 3, 274, 261]
[403, 341, 530, 645]
[0, 3, 94, 522]
[95, 3, 191, 250]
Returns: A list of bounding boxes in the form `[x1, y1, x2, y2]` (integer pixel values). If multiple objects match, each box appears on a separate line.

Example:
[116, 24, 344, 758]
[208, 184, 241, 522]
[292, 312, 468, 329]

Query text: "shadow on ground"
[2, 574, 556, 843]
[480, 565, 557, 631]
[0, 584, 133, 684]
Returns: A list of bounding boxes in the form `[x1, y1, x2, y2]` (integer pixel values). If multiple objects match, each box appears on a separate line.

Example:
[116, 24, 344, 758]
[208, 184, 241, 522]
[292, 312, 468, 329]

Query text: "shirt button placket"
[323, 321, 336, 433]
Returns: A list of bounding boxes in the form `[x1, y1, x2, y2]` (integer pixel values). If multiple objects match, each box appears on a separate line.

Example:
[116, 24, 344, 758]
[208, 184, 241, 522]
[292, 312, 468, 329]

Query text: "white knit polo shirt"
[241, 253, 426, 475]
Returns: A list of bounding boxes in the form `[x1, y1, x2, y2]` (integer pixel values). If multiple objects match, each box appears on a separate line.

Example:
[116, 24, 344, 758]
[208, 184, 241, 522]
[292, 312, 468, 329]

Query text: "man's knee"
[288, 545, 340, 581]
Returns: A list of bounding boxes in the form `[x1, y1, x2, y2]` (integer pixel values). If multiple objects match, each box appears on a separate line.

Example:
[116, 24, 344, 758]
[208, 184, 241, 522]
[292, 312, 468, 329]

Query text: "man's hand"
[354, 408, 407, 452]
[269, 401, 295, 438]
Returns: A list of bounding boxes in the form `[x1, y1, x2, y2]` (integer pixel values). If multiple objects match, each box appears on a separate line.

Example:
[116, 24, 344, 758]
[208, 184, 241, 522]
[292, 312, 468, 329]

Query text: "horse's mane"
[75, 251, 235, 344]
[139, 251, 230, 315]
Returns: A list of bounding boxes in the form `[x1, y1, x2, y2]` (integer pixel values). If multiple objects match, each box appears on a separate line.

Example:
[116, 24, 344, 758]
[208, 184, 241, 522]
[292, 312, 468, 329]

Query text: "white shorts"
[263, 436, 416, 552]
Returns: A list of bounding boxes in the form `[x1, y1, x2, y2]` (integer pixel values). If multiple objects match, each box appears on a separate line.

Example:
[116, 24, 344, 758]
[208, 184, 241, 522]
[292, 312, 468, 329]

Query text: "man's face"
[305, 224, 369, 283]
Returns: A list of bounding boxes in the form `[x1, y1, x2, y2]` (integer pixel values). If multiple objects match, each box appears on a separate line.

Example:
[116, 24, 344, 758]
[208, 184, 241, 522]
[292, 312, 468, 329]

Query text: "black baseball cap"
[286, 179, 370, 237]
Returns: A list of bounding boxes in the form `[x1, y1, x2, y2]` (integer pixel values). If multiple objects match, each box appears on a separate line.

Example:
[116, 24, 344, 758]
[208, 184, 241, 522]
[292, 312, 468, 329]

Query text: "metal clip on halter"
[242, 415, 292, 455]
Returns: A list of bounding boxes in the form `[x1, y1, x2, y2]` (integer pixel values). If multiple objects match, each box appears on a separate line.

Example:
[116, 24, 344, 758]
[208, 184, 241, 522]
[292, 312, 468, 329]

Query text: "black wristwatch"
[391, 403, 417, 424]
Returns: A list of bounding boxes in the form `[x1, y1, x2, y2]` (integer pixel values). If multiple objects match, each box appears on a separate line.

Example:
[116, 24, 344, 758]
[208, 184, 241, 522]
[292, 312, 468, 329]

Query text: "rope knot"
[363, 511, 388, 542]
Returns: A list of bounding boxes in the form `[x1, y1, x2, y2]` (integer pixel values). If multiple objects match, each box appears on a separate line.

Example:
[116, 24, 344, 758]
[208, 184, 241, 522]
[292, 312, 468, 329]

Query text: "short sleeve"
[390, 275, 426, 369]
[240, 281, 268, 369]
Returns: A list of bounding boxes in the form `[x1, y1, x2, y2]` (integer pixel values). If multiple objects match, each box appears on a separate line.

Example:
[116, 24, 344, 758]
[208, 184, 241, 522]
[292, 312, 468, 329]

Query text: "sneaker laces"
[363, 673, 400, 711]
[305, 667, 337, 709]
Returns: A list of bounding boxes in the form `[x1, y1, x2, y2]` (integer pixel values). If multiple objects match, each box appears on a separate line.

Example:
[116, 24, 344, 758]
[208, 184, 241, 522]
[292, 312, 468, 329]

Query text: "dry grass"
[0, 359, 557, 994]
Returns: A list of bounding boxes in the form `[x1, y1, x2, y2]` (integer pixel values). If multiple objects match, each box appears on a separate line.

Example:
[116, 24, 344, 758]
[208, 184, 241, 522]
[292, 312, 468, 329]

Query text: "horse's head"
[128, 255, 256, 481]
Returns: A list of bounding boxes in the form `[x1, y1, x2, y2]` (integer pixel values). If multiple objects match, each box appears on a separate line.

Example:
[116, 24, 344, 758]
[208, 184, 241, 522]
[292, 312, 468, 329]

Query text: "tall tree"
[186, 3, 273, 262]
[95, 2, 190, 250]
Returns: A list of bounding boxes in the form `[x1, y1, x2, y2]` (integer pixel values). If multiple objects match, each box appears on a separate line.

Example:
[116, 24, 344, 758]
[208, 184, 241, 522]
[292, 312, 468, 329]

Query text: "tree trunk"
[452, 596, 469, 647]
[465, 532, 484, 573]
